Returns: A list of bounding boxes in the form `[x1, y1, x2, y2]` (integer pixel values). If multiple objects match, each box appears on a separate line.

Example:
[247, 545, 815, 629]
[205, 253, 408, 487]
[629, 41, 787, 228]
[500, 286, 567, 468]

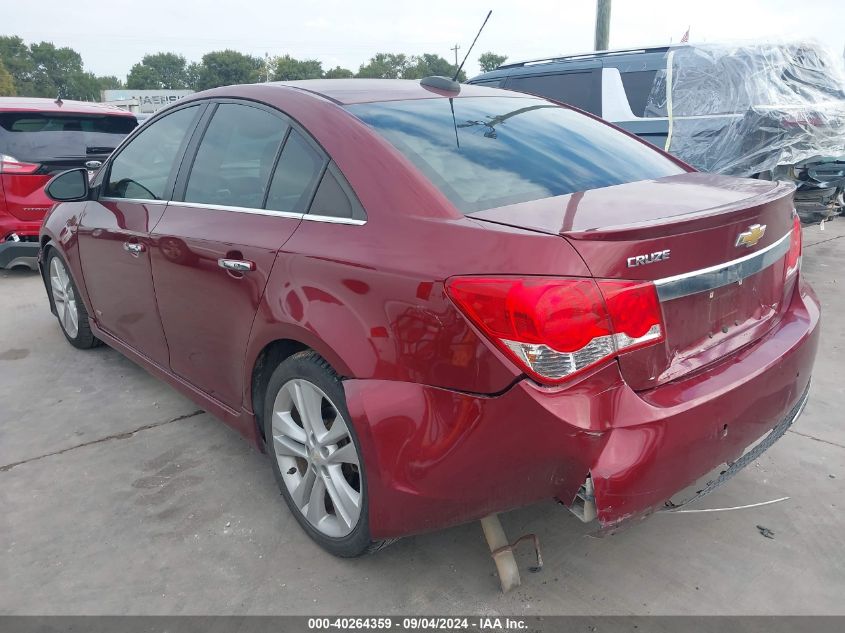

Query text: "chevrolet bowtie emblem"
[735, 224, 766, 248]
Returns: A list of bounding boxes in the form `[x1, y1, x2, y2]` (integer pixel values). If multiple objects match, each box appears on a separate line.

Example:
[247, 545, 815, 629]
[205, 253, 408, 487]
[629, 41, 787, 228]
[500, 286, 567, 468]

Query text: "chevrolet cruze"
[39, 79, 819, 556]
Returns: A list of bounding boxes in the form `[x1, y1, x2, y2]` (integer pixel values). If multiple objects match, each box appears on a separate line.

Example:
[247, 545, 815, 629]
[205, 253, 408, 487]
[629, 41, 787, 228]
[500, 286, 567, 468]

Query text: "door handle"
[123, 241, 145, 256]
[218, 258, 255, 272]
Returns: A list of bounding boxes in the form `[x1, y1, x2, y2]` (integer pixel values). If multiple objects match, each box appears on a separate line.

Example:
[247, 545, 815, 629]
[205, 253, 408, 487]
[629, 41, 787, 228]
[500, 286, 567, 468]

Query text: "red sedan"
[39, 79, 819, 557]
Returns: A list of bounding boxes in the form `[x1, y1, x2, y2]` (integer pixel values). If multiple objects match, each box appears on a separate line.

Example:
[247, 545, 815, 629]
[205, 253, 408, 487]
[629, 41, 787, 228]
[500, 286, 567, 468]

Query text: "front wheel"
[47, 250, 100, 349]
[264, 351, 390, 557]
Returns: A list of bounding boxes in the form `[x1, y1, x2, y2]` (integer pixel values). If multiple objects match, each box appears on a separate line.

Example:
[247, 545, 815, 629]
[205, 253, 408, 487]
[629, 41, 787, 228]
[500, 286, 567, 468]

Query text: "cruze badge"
[735, 224, 766, 248]
[627, 249, 671, 268]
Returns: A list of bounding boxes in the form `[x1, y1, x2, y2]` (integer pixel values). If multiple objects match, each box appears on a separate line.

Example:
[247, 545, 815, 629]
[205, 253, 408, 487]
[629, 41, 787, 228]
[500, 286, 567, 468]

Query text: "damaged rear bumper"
[343, 279, 820, 540]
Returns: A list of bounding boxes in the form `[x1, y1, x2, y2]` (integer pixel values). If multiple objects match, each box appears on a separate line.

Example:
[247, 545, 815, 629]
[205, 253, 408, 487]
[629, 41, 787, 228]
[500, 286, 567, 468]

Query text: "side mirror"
[45, 168, 90, 202]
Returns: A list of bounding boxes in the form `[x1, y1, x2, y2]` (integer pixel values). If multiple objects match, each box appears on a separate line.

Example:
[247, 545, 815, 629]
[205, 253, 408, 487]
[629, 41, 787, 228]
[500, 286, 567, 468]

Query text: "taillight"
[785, 214, 802, 278]
[0, 154, 40, 174]
[446, 276, 665, 384]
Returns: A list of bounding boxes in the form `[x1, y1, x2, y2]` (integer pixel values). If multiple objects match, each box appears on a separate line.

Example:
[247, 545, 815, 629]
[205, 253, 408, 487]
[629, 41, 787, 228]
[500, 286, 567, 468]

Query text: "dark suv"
[469, 42, 845, 220]
[0, 97, 136, 269]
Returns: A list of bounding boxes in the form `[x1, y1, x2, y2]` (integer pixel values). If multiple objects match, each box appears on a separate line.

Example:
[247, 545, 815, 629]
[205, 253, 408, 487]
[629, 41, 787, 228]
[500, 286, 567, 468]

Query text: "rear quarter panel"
[244, 213, 594, 405]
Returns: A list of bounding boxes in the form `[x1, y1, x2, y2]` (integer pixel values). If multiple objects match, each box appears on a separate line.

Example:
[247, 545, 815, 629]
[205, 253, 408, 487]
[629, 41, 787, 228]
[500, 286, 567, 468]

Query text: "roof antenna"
[453, 10, 492, 81]
[420, 9, 492, 93]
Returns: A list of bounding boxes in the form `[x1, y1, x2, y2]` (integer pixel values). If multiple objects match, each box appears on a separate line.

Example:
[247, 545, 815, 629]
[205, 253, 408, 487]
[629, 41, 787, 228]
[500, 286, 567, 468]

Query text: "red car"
[38, 80, 819, 557]
[0, 97, 136, 270]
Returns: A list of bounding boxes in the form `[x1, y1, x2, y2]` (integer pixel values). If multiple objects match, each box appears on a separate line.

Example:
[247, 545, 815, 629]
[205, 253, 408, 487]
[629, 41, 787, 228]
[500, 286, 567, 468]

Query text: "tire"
[46, 249, 101, 349]
[264, 350, 391, 557]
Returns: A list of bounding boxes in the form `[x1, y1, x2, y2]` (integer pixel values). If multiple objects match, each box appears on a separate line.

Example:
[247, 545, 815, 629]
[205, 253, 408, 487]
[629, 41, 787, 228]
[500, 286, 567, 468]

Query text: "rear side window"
[348, 96, 684, 214]
[265, 130, 325, 213]
[184, 103, 288, 209]
[309, 163, 365, 221]
[105, 106, 199, 200]
[507, 71, 599, 113]
[0, 113, 136, 163]
[619, 70, 659, 117]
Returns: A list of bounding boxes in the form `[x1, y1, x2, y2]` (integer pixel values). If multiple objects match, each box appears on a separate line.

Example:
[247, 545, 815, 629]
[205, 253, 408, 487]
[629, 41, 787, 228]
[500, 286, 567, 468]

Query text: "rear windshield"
[0, 112, 137, 162]
[348, 96, 684, 213]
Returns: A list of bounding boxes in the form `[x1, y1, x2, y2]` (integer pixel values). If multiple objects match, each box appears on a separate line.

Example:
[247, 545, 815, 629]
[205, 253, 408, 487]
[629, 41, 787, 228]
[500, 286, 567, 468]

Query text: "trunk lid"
[471, 173, 798, 389]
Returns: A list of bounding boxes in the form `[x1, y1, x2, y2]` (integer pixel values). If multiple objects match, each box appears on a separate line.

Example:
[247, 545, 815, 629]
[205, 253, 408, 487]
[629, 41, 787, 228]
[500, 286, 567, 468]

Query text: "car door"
[150, 100, 326, 410]
[77, 103, 204, 366]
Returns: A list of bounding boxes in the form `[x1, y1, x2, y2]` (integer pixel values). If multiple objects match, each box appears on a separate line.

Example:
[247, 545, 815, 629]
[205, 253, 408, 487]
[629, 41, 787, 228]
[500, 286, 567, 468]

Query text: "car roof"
[272, 79, 521, 105]
[0, 97, 136, 117]
[470, 44, 679, 82]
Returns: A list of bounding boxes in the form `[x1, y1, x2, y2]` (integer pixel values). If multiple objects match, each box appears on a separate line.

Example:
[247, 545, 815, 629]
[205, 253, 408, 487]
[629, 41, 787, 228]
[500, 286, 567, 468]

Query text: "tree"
[197, 50, 263, 90]
[127, 52, 191, 89]
[357, 53, 465, 81]
[478, 52, 508, 72]
[96, 75, 124, 90]
[272, 55, 323, 81]
[324, 66, 354, 79]
[0, 36, 33, 91]
[185, 62, 202, 90]
[357, 53, 410, 79]
[27, 42, 85, 98]
[404, 53, 465, 81]
[0, 36, 114, 99]
[0, 58, 15, 96]
[65, 72, 102, 101]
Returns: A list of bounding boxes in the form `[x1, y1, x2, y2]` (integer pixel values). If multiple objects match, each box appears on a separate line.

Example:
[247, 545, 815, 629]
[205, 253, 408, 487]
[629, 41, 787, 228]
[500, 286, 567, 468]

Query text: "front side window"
[105, 106, 199, 200]
[184, 103, 288, 208]
[348, 96, 685, 214]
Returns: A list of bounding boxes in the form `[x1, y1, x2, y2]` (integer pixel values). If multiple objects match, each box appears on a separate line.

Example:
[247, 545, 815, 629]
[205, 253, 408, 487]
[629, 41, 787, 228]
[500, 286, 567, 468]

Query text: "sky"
[3, 0, 844, 80]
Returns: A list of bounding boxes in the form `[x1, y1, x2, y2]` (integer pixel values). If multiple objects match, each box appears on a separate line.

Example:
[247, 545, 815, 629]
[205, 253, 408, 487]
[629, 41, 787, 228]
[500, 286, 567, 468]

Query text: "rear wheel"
[264, 351, 390, 557]
[47, 250, 100, 349]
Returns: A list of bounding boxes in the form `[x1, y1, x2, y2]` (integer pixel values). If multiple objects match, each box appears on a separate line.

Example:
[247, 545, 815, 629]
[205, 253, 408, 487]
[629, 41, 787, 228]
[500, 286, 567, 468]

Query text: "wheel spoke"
[67, 301, 79, 330]
[326, 442, 358, 466]
[273, 433, 307, 459]
[50, 276, 65, 299]
[289, 466, 316, 510]
[320, 419, 350, 446]
[273, 410, 307, 444]
[305, 475, 327, 524]
[293, 380, 327, 437]
[323, 466, 360, 530]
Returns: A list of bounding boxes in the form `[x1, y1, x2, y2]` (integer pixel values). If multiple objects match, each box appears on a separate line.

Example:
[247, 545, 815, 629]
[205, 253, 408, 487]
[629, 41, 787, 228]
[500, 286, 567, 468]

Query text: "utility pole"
[594, 0, 611, 51]
[451, 44, 461, 67]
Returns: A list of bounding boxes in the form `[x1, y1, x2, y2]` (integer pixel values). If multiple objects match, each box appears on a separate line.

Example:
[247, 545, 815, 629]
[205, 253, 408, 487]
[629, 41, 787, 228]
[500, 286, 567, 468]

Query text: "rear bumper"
[346, 277, 820, 539]
[0, 239, 39, 270]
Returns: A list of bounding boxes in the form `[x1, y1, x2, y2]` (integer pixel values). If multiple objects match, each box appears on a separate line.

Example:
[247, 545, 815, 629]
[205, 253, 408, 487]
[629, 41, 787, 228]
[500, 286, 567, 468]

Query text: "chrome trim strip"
[654, 231, 791, 301]
[99, 197, 169, 205]
[302, 214, 366, 226]
[100, 198, 366, 224]
[172, 201, 306, 219]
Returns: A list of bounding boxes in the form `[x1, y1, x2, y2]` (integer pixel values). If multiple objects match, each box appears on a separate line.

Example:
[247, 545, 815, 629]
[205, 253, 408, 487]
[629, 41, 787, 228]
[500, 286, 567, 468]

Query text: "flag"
[680, 27, 690, 43]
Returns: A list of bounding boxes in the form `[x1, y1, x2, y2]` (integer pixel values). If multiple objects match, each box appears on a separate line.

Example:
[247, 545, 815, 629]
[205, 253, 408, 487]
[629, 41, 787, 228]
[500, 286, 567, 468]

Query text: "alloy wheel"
[271, 378, 362, 537]
[50, 257, 79, 339]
